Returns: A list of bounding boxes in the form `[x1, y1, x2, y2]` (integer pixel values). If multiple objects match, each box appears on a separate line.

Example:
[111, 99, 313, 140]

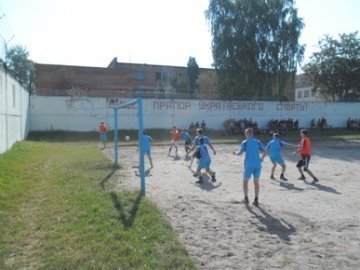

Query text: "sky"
[0, 0, 359, 71]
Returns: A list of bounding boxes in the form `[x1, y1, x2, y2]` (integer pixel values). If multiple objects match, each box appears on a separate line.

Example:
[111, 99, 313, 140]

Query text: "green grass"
[0, 141, 196, 269]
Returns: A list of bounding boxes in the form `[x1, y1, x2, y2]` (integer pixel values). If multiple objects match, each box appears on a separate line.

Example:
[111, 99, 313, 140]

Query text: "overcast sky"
[0, 0, 359, 70]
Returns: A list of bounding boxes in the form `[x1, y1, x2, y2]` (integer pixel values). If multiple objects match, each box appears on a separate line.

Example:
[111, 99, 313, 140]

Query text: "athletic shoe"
[244, 196, 249, 204]
[298, 175, 306, 180]
[211, 172, 216, 182]
[270, 175, 275, 180]
[253, 197, 259, 207]
[311, 178, 319, 184]
[280, 174, 288, 181]
[195, 176, 203, 184]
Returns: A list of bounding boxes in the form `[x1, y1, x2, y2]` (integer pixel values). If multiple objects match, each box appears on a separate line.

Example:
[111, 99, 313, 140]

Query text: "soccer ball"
[125, 135, 130, 141]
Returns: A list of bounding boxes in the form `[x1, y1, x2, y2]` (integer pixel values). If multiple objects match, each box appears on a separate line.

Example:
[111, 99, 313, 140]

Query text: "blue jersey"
[142, 135, 153, 153]
[193, 135, 211, 147]
[197, 144, 211, 162]
[181, 131, 191, 143]
[240, 137, 265, 167]
[265, 139, 288, 158]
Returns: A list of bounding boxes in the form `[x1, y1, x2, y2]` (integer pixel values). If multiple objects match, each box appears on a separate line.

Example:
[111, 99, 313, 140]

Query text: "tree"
[303, 32, 360, 102]
[205, 0, 304, 100]
[187, 57, 200, 97]
[5, 45, 35, 93]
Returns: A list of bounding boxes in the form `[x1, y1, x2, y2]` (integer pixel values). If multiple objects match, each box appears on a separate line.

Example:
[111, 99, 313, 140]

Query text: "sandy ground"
[103, 139, 360, 270]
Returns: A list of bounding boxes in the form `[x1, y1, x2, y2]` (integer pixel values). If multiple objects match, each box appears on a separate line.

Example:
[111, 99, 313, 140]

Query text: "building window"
[155, 72, 168, 82]
[12, 84, 16, 108]
[133, 70, 146, 81]
[304, 90, 310, 98]
[297, 91, 303, 99]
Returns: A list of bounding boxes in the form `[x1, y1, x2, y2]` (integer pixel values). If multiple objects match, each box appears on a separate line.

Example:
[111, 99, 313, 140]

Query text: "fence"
[30, 96, 359, 132]
[0, 67, 30, 154]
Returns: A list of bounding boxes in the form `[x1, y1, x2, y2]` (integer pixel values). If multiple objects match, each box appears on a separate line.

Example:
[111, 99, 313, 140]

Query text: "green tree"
[303, 32, 360, 102]
[5, 45, 35, 93]
[205, 0, 304, 100]
[187, 57, 200, 97]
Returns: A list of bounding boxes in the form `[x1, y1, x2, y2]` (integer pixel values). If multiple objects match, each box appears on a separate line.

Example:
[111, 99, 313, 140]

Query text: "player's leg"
[253, 167, 261, 206]
[243, 167, 252, 204]
[253, 179, 260, 206]
[194, 162, 203, 183]
[147, 152, 153, 168]
[303, 157, 319, 184]
[279, 162, 288, 180]
[175, 142, 178, 156]
[205, 166, 216, 182]
[169, 140, 174, 155]
[270, 161, 276, 179]
[296, 159, 306, 180]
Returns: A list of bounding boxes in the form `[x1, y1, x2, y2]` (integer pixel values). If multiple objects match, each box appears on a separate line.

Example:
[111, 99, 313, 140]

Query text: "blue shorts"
[144, 150, 151, 155]
[244, 166, 261, 180]
[270, 155, 285, 165]
[198, 159, 211, 170]
[100, 133, 107, 142]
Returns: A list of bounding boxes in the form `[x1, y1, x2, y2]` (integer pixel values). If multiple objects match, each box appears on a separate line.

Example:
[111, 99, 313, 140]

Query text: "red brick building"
[35, 57, 218, 98]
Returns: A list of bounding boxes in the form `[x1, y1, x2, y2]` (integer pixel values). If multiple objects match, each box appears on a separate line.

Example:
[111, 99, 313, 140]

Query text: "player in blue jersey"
[193, 137, 216, 184]
[234, 128, 265, 206]
[142, 131, 153, 169]
[181, 129, 192, 154]
[263, 133, 292, 181]
[187, 128, 216, 169]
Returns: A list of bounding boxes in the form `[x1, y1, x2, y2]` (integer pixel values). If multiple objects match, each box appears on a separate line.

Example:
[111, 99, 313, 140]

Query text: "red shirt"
[171, 129, 180, 141]
[300, 137, 311, 156]
[99, 123, 107, 134]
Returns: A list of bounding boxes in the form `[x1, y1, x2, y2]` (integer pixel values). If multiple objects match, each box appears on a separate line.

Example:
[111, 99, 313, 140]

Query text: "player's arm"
[208, 143, 216, 155]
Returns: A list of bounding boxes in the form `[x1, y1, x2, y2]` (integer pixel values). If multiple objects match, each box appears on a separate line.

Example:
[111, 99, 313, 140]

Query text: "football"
[125, 135, 130, 141]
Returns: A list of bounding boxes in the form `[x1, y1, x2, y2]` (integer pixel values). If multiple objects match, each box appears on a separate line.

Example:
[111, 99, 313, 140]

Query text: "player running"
[262, 133, 293, 181]
[296, 129, 319, 184]
[193, 138, 216, 184]
[181, 128, 192, 154]
[187, 128, 216, 169]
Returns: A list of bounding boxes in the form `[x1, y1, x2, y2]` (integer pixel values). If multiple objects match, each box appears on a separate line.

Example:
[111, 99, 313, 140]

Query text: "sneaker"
[270, 175, 275, 180]
[244, 196, 249, 204]
[195, 176, 203, 184]
[280, 174, 288, 181]
[211, 172, 216, 182]
[298, 175, 306, 180]
[253, 197, 259, 207]
[311, 178, 319, 184]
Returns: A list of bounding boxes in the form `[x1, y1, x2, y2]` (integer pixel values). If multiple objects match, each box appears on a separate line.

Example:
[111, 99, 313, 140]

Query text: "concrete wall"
[0, 67, 30, 154]
[30, 96, 360, 132]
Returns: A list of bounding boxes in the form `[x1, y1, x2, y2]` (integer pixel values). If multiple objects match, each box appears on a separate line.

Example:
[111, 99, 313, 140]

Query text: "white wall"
[0, 67, 30, 154]
[30, 96, 360, 131]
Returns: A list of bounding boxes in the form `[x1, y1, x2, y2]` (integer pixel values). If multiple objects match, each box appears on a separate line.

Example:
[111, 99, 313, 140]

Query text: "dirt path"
[104, 140, 360, 270]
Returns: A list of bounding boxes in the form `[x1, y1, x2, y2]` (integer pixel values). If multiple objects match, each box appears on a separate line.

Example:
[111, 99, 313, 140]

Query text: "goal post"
[113, 97, 145, 195]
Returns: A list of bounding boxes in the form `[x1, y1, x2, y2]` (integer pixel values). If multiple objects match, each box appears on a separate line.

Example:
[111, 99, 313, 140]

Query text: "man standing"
[234, 128, 265, 206]
[296, 129, 319, 184]
[99, 121, 108, 149]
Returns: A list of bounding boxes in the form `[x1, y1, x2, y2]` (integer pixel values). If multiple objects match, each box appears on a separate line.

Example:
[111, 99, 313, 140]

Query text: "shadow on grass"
[100, 168, 142, 229]
[246, 205, 296, 242]
[110, 191, 143, 229]
[100, 169, 117, 189]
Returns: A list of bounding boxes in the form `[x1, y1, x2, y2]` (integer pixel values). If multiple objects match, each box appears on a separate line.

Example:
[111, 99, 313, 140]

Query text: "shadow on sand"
[246, 205, 296, 242]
